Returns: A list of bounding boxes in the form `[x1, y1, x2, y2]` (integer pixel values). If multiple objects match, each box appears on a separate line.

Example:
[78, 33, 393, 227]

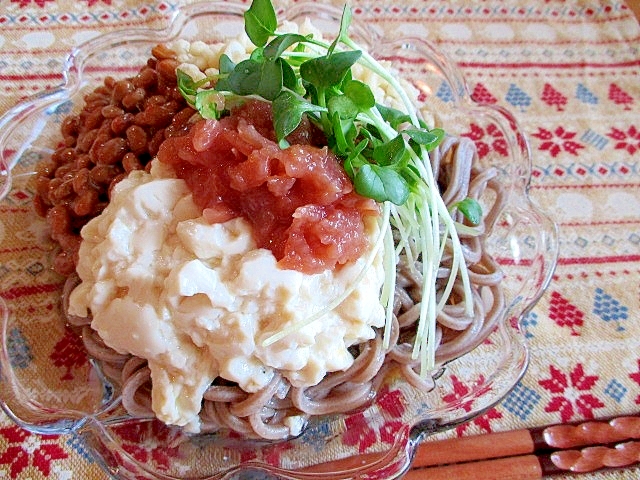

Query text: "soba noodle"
[61, 133, 506, 440]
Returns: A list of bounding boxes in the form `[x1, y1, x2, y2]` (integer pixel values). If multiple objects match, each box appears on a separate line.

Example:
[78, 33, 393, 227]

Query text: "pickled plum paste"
[158, 100, 379, 273]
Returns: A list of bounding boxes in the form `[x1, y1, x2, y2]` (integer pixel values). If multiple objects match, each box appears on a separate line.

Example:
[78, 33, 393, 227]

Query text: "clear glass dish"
[0, 2, 558, 479]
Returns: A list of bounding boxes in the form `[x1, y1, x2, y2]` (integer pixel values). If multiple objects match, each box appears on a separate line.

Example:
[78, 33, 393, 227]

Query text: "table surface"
[0, 0, 639, 479]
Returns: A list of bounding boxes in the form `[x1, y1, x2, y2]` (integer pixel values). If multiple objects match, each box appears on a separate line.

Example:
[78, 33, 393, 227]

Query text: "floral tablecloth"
[0, 0, 639, 479]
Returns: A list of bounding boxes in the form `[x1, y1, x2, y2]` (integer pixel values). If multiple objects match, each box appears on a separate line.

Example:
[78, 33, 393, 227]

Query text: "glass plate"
[0, 2, 558, 479]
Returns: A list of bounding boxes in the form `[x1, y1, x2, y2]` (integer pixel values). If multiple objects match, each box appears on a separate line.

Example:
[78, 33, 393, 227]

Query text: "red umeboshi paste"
[157, 100, 379, 274]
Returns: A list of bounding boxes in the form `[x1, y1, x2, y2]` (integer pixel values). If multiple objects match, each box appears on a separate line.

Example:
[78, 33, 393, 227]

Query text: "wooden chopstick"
[405, 453, 544, 480]
[406, 441, 640, 479]
[407, 414, 640, 479]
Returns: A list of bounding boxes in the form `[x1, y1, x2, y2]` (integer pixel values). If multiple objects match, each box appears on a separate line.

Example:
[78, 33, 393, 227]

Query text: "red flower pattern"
[470, 83, 498, 104]
[549, 290, 584, 336]
[461, 123, 509, 159]
[11, 0, 110, 6]
[379, 419, 405, 444]
[538, 363, 605, 423]
[442, 375, 503, 436]
[342, 386, 407, 453]
[376, 385, 406, 417]
[541, 83, 568, 111]
[50, 327, 88, 381]
[10, 0, 53, 7]
[607, 126, 640, 155]
[0, 426, 67, 477]
[376, 386, 406, 445]
[608, 83, 634, 110]
[531, 126, 584, 157]
[262, 441, 295, 467]
[629, 359, 640, 405]
[111, 421, 182, 471]
[342, 412, 378, 453]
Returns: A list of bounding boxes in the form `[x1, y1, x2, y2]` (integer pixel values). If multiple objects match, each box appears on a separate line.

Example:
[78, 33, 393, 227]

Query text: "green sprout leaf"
[328, 94, 359, 120]
[264, 33, 307, 60]
[177, 69, 198, 97]
[372, 134, 407, 167]
[328, 5, 353, 56]
[330, 110, 359, 154]
[300, 50, 362, 89]
[214, 56, 235, 91]
[354, 164, 410, 205]
[244, 0, 277, 47]
[195, 90, 224, 120]
[250, 47, 266, 63]
[215, 77, 231, 92]
[401, 163, 421, 187]
[344, 80, 375, 111]
[343, 139, 368, 178]
[404, 127, 445, 151]
[227, 58, 283, 100]
[219, 54, 236, 74]
[376, 103, 411, 128]
[281, 59, 300, 92]
[455, 198, 483, 225]
[272, 90, 325, 140]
